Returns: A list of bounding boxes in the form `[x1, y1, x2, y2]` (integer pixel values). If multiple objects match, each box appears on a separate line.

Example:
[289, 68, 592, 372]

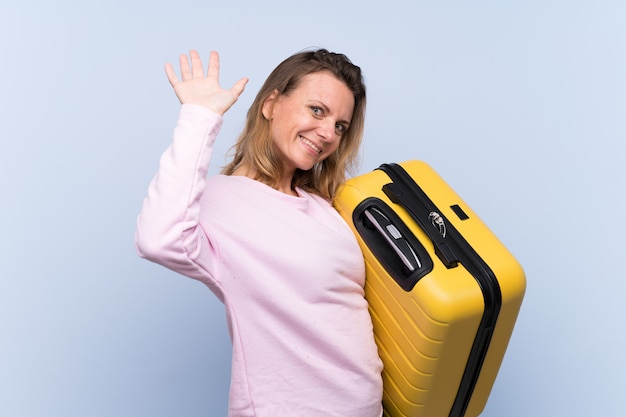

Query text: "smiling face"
[262, 71, 355, 176]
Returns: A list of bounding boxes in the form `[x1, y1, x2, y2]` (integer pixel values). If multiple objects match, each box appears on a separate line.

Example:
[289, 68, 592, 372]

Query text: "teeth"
[300, 136, 322, 153]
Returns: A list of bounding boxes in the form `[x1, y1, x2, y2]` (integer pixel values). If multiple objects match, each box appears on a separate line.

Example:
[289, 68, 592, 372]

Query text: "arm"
[135, 51, 248, 284]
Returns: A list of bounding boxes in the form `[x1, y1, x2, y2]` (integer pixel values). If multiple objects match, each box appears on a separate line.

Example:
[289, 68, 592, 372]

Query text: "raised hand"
[165, 50, 248, 116]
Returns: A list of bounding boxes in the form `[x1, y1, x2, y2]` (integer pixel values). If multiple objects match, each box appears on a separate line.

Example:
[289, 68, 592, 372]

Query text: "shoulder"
[205, 175, 246, 195]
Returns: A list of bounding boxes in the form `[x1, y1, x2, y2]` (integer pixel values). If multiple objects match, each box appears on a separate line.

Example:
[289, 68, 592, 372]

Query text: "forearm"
[135, 104, 223, 281]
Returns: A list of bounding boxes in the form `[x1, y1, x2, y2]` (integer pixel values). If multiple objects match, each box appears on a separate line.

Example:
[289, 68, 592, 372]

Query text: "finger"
[230, 77, 249, 99]
[207, 50, 220, 82]
[190, 49, 205, 79]
[164, 62, 180, 87]
[179, 53, 192, 81]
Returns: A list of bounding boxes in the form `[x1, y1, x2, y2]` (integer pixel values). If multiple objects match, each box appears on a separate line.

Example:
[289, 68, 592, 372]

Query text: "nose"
[316, 119, 337, 143]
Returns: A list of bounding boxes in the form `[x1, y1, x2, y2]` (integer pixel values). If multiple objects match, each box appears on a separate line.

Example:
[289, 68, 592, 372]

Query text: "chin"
[293, 158, 320, 172]
[295, 165, 315, 173]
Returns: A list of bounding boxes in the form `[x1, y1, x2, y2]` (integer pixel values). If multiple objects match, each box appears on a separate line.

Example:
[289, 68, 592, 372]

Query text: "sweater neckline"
[224, 175, 310, 209]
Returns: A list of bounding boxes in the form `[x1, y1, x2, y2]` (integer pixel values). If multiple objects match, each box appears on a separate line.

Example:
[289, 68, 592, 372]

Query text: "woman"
[135, 49, 383, 417]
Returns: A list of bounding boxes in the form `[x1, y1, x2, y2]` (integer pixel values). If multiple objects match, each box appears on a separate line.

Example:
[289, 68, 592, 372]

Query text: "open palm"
[165, 50, 248, 116]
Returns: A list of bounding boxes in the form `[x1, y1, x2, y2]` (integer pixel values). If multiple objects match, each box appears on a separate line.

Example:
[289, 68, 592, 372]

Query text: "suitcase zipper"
[378, 163, 503, 417]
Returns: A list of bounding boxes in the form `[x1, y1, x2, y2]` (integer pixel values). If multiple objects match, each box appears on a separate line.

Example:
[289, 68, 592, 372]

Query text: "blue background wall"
[1, 1, 624, 416]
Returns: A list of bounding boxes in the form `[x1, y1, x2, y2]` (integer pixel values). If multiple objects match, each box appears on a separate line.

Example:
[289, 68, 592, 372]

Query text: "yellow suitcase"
[334, 161, 526, 417]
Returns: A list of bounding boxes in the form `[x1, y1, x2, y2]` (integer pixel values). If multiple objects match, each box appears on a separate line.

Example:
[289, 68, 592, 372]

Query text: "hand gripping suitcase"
[333, 161, 526, 417]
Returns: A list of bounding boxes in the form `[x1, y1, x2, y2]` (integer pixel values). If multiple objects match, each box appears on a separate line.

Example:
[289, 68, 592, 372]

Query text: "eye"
[310, 106, 324, 117]
[335, 123, 348, 135]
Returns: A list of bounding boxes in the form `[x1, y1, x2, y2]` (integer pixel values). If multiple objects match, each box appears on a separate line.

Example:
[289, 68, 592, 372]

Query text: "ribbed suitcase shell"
[334, 161, 526, 417]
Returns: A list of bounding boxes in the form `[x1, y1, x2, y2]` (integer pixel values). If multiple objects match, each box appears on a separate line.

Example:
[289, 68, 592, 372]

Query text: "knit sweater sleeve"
[135, 104, 223, 289]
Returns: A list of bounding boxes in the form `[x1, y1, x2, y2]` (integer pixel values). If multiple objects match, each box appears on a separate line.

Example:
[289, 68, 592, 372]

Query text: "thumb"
[231, 77, 249, 100]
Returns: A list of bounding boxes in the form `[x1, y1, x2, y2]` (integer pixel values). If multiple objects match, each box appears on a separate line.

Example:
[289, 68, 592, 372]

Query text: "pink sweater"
[135, 104, 383, 417]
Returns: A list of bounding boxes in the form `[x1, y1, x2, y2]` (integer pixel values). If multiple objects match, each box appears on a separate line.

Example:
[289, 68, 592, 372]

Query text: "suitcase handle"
[353, 198, 433, 291]
[382, 181, 460, 268]
[363, 207, 422, 272]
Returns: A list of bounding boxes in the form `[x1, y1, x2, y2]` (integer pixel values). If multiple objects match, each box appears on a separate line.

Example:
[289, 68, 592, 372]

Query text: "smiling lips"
[299, 136, 322, 154]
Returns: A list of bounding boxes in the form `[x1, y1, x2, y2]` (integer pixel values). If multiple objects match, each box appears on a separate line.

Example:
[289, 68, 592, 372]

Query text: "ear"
[262, 90, 279, 120]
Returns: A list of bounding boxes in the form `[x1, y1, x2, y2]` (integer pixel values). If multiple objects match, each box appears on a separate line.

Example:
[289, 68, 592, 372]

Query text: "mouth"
[299, 136, 322, 154]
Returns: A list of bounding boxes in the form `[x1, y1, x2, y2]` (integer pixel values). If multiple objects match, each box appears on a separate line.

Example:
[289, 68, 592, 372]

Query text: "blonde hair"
[221, 49, 366, 200]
